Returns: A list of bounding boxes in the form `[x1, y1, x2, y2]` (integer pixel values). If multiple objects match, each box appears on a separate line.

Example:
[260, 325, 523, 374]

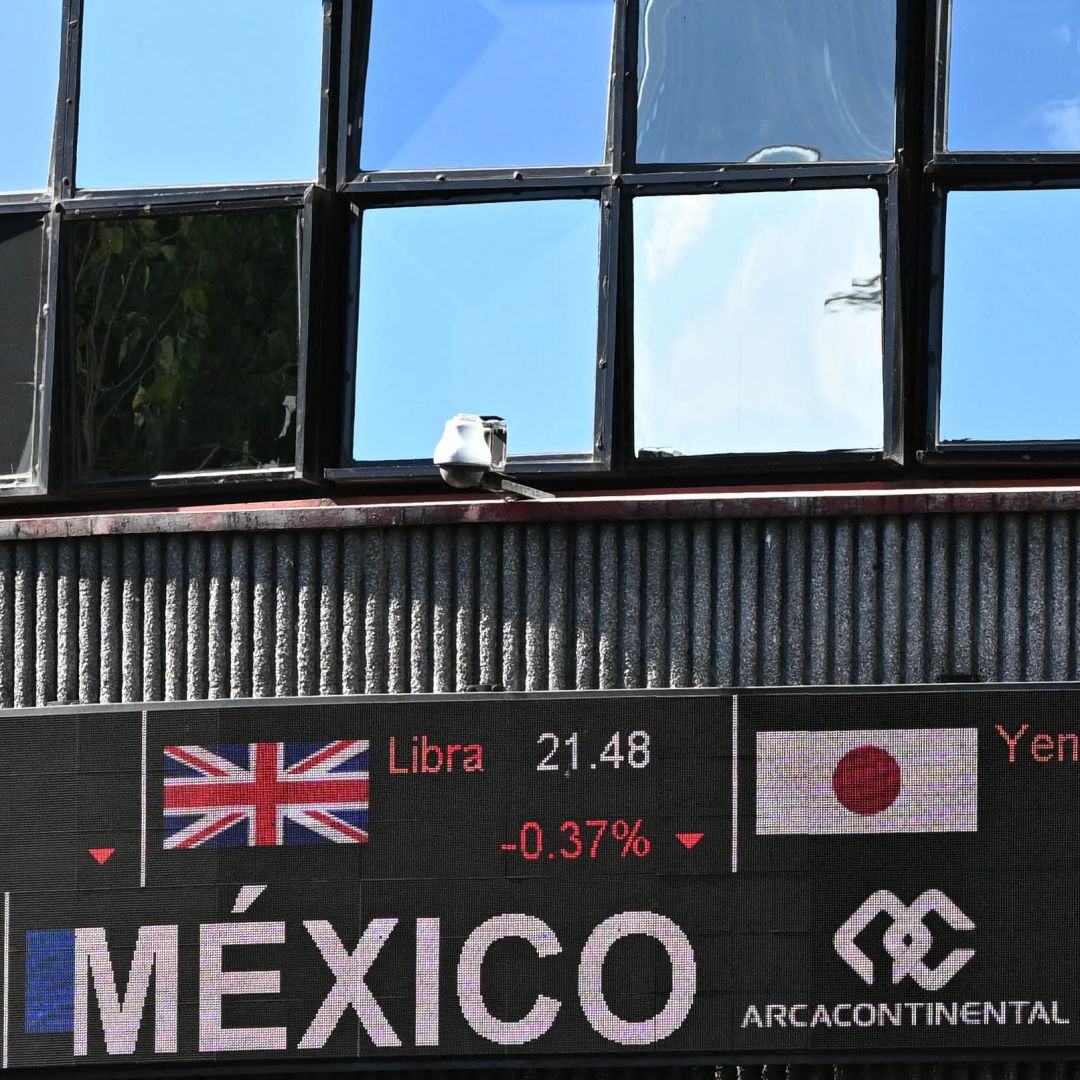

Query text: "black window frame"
[58, 194, 327, 492]
[330, 0, 908, 484]
[920, 0, 1080, 468]
[0, 0, 339, 501]
[5, 0, 1080, 506]
[328, 0, 624, 481]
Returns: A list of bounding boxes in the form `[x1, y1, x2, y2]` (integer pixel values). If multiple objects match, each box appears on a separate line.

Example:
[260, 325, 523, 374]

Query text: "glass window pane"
[634, 189, 884, 456]
[77, 0, 323, 188]
[948, 0, 1080, 152]
[637, 0, 895, 165]
[353, 200, 600, 461]
[940, 189, 1080, 442]
[360, 0, 613, 171]
[0, 1, 62, 192]
[72, 211, 300, 480]
[0, 217, 44, 476]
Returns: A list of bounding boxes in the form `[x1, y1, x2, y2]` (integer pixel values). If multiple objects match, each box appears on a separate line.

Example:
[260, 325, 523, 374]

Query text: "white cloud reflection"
[634, 188, 884, 455]
[1036, 98, 1080, 149]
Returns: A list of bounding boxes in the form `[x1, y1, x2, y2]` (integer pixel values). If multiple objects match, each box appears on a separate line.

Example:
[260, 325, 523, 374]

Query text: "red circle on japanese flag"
[832, 745, 901, 815]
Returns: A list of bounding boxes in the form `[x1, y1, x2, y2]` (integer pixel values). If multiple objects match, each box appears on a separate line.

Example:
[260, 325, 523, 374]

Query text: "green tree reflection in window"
[72, 210, 300, 480]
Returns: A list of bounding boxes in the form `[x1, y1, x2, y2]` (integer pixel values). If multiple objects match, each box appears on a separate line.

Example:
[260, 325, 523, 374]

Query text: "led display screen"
[0, 687, 1072, 1068]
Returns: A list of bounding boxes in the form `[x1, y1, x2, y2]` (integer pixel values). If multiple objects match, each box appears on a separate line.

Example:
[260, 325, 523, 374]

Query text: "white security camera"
[433, 414, 507, 489]
[433, 414, 552, 500]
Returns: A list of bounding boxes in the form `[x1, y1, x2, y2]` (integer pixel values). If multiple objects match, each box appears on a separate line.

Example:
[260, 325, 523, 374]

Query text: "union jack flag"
[163, 741, 370, 849]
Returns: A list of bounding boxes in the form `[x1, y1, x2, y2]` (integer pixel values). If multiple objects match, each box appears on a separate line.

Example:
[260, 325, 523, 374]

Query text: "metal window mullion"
[881, 171, 904, 464]
[295, 194, 317, 482]
[342, 169, 612, 198]
[55, 0, 83, 202]
[921, 0, 952, 460]
[594, 185, 620, 467]
[608, 0, 632, 175]
[621, 162, 894, 194]
[895, 0, 935, 468]
[930, 0, 952, 159]
[33, 210, 62, 496]
[317, 0, 338, 191]
[0, 197, 53, 215]
[58, 184, 311, 218]
[58, 203, 80, 492]
[337, 203, 363, 470]
[611, 180, 635, 473]
[297, 187, 346, 483]
[337, 0, 372, 189]
[608, 0, 633, 474]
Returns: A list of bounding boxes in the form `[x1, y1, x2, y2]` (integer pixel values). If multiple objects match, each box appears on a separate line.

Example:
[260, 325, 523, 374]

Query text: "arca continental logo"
[834, 889, 975, 991]
[740, 888, 1068, 1031]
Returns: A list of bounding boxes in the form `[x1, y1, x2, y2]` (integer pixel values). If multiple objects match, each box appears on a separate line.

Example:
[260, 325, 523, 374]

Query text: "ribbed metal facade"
[0, 509, 1075, 708]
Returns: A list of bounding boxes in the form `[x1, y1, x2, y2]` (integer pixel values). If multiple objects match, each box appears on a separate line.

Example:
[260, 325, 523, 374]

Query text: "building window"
[945, 0, 1078, 153]
[0, 0, 329, 495]
[334, 0, 618, 478]
[633, 188, 886, 457]
[0, 216, 50, 484]
[334, 0, 900, 480]
[349, 198, 603, 464]
[0, 0, 1074, 505]
[70, 209, 303, 481]
[926, 0, 1080, 462]
[75, 0, 324, 191]
[635, 0, 896, 166]
[359, 0, 613, 172]
[0, 1, 63, 196]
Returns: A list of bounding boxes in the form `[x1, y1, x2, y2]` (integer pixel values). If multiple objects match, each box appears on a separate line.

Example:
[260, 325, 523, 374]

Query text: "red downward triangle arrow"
[676, 832, 704, 850]
[88, 848, 115, 865]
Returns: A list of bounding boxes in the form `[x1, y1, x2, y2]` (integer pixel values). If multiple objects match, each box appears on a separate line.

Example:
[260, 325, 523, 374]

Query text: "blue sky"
[77, 0, 323, 188]
[352, 200, 600, 461]
[3, 0, 612, 190]
[950, 0, 1080, 151]
[0, 0, 62, 193]
[362, 0, 613, 171]
[3, 1, 323, 192]
[941, 189, 1080, 442]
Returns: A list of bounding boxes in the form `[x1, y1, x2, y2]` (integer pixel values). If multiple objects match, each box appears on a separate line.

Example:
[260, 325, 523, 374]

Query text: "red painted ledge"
[4, 480, 1080, 539]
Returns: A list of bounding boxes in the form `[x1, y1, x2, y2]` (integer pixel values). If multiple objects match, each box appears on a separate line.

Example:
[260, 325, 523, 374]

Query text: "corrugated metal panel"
[0, 512, 1077, 707]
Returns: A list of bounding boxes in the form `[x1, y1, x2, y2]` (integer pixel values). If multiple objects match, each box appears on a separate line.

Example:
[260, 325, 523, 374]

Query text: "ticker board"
[0, 686, 1074, 1069]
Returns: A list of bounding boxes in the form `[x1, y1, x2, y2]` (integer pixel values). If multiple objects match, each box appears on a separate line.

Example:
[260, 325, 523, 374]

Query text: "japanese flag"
[756, 727, 978, 834]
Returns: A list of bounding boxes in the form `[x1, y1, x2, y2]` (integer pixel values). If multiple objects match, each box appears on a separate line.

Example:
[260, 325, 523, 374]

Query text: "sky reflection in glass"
[77, 0, 323, 188]
[361, 0, 613, 171]
[634, 189, 884, 456]
[637, 0, 895, 164]
[353, 200, 600, 461]
[949, 0, 1080, 151]
[940, 190, 1080, 442]
[0, 1, 62, 192]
